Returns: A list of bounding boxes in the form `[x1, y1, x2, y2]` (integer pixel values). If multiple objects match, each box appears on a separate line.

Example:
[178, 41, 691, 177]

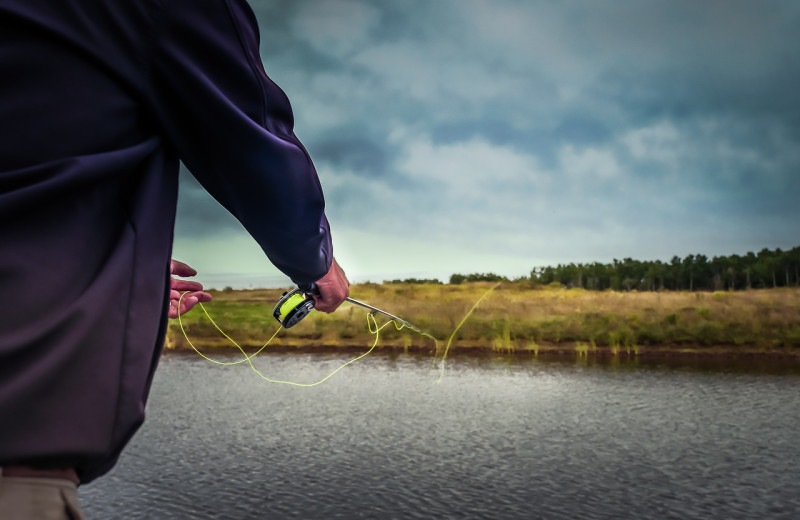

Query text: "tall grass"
[166, 284, 800, 354]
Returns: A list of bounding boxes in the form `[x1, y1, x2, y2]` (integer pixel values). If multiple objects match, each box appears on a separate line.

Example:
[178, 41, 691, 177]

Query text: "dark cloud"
[174, 0, 800, 280]
[174, 165, 242, 237]
[552, 117, 613, 148]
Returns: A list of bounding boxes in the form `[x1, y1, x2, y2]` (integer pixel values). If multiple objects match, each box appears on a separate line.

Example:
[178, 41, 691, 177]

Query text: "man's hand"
[312, 257, 350, 313]
[168, 259, 213, 318]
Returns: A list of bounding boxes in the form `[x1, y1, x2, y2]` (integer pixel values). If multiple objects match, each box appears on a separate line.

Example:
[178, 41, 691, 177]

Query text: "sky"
[172, 0, 800, 289]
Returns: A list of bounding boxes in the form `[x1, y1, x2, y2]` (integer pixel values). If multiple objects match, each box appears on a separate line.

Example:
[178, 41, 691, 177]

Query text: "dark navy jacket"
[0, 0, 332, 483]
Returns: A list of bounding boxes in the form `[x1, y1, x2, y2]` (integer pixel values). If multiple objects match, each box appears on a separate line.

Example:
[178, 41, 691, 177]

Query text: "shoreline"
[163, 341, 800, 362]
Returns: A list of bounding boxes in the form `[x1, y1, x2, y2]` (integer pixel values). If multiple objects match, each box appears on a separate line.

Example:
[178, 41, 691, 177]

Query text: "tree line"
[387, 274, 508, 285]
[531, 246, 800, 291]
[388, 245, 800, 291]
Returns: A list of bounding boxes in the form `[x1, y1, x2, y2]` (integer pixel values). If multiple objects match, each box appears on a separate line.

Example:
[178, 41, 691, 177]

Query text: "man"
[0, 0, 349, 517]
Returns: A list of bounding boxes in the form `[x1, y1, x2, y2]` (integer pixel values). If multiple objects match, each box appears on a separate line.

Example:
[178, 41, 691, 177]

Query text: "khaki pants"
[0, 474, 85, 520]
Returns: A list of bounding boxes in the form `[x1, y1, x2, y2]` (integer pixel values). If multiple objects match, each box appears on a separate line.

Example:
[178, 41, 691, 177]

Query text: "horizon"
[188, 243, 798, 290]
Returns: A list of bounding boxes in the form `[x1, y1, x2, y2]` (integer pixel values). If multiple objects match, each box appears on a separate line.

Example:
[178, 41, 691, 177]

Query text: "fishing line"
[435, 282, 502, 383]
[176, 283, 500, 385]
[177, 293, 418, 387]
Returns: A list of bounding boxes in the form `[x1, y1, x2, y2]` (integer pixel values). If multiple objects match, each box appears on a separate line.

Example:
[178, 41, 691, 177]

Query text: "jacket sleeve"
[146, 0, 332, 284]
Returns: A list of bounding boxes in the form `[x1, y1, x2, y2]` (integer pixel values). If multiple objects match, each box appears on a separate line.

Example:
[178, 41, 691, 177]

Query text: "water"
[80, 352, 800, 519]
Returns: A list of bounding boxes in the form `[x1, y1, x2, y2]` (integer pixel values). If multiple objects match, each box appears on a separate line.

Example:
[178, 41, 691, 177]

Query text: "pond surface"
[80, 352, 800, 519]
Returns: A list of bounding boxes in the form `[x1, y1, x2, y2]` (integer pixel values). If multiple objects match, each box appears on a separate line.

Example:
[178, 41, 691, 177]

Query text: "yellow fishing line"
[178, 293, 416, 386]
[177, 283, 501, 386]
[434, 282, 501, 383]
[177, 297, 280, 366]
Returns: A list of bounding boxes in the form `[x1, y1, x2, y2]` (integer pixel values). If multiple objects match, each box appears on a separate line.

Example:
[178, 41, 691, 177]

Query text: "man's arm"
[146, 0, 339, 293]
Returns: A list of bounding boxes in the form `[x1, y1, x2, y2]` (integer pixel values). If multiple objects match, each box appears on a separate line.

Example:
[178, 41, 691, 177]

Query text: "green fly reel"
[273, 288, 315, 328]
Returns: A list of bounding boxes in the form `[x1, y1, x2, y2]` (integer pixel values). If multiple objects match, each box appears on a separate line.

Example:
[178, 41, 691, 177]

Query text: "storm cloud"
[174, 0, 800, 285]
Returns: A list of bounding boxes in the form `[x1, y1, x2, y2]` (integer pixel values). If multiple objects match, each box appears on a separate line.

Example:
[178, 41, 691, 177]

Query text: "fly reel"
[273, 288, 316, 328]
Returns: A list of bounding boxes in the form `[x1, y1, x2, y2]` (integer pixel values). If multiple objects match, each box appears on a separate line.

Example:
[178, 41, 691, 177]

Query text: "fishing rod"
[273, 286, 424, 334]
[341, 296, 425, 334]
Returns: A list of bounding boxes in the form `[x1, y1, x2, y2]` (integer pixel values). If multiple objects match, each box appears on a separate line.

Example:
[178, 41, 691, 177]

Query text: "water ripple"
[81, 353, 800, 519]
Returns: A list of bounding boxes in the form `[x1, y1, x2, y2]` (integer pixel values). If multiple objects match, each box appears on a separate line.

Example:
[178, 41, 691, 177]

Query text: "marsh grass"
[166, 284, 800, 355]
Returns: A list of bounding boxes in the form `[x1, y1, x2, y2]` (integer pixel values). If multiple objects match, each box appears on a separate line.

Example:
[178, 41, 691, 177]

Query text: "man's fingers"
[192, 291, 213, 303]
[312, 258, 350, 313]
[179, 295, 199, 315]
[168, 299, 180, 319]
[167, 295, 197, 319]
[168, 291, 213, 319]
[170, 259, 197, 277]
[171, 278, 205, 292]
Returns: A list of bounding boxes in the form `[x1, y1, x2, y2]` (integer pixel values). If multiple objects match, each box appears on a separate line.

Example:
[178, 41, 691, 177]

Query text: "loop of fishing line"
[176, 283, 500, 386]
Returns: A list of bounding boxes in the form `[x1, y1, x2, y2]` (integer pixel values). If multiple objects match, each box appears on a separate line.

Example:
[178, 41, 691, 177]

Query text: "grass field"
[165, 283, 800, 357]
